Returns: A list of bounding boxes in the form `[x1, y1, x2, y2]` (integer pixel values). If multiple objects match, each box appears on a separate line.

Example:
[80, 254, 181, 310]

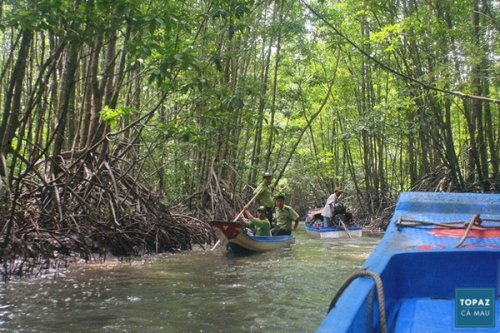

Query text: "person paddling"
[253, 172, 275, 227]
[242, 205, 271, 236]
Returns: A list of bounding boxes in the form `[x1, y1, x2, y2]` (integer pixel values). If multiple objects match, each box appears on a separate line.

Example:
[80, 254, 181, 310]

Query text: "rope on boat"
[453, 213, 480, 248]
[327, 269, 387, 333]
[396, 218, 470, 229]
[395, 215, 500, 229]
[395, 214, 485, 248]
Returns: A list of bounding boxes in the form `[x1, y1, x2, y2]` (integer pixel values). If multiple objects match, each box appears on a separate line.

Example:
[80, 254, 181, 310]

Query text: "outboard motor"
[331, 203, 349, 226]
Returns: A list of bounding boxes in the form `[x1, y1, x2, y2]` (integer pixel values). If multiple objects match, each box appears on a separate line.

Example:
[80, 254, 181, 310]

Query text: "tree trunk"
[51, 42, 79, 174]
[0, 30, 32, 168]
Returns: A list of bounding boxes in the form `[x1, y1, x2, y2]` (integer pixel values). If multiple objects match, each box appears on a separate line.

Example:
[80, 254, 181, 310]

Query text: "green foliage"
[2, 0, 499, 220]
[99, 106, 138, 129]
[157, 121, 201, 143]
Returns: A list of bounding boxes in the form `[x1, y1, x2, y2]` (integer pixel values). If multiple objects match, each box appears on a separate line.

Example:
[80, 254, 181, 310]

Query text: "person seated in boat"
[321, 187, 343, 227]
[271, 195, 299, 236]
[242, 205, 271, 236]
[253, 172, 275, 227]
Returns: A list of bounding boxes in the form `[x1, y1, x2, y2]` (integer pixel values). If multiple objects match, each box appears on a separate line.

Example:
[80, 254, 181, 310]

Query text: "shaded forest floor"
[0, 159, 215, 279]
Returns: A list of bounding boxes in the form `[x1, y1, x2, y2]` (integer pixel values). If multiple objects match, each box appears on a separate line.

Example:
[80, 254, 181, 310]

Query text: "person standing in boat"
[242, 205, 271, 236]
[321, 187, 343, 227]
[272, 195, 300, 236]
[253, 172, 275, 227]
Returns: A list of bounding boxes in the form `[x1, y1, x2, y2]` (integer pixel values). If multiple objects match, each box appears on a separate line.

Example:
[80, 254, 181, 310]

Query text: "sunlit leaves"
[369, 23, 403, 52]
[99, 106, 138, 129]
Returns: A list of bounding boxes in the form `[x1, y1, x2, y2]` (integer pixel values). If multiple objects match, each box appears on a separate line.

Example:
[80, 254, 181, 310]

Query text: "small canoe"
[305, 208, 362, 239]
[210, 220, 295, 254]
[317, 192, 500, 333]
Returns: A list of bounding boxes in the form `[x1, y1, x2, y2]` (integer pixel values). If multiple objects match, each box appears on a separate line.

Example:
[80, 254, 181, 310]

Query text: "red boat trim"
[210, 221, 242, 240]
[405, 244, 500, 250]
[429, 227, 500, 238]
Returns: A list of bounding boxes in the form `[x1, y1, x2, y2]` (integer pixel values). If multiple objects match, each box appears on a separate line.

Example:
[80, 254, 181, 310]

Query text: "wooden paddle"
[232, 191, 261, 222]
[338, 217, 352, 239]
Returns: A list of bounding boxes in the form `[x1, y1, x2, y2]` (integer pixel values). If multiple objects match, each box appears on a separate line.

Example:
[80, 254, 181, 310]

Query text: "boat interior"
[323, 250, 500, 332]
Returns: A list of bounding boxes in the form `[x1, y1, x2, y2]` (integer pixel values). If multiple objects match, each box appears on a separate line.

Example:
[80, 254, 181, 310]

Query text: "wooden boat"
[305, 208, 362, 239]
[210, 221, 295, 254]
[317, 192, 500, 333]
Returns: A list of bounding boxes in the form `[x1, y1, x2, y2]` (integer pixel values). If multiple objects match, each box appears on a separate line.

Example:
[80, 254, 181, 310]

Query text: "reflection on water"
[0, 228, 381, 332]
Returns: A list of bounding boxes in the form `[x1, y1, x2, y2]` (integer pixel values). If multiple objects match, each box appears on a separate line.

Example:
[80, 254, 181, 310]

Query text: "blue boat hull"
[210, 221, 295, 254]
[317, 192, 500, 332]
[305, 208, 362, 238]
[226, 234, 296, 254]
[304, 223, 362, 239]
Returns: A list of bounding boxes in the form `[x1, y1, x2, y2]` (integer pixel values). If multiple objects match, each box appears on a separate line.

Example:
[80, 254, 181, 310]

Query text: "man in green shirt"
[272, 194, 300, 236]
[253, 172, 275, 226]
[242, 205, 271, 236]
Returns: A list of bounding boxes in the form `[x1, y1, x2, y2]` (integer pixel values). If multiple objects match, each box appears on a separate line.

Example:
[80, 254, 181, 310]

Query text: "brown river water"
[0, 227, 381, 332]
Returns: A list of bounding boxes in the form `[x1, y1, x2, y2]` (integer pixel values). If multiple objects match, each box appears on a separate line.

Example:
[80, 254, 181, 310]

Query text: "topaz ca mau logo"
[459, 298, 491, 317]
[455, 288, 495, 328]
[459, 298, 491, 307]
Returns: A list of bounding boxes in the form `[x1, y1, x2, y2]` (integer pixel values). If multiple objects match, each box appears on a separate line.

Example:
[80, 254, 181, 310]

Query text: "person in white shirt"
[321, 187, 343, 227]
